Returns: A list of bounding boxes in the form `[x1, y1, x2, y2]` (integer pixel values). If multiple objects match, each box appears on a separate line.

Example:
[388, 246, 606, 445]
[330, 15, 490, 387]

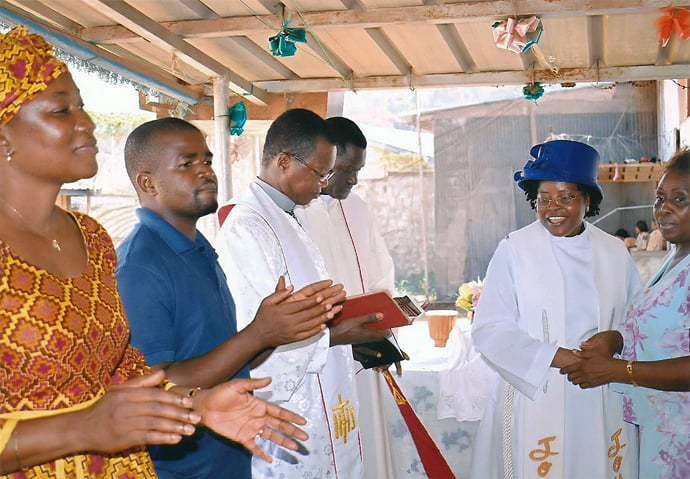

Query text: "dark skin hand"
[0, 371, 199, 473]
[249, 278, 347, 368]
[155, 277, 345, 386]
[560, 331, 690, 391]
[245, 277, 346, 348]
[352, 344, 410, 376]
[329, 312, 390, 346]
[190, 376, 309, 463]
[0, 371, 311, 473]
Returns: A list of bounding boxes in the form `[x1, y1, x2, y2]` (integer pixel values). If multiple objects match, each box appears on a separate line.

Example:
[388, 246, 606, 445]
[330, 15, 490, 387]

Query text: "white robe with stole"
[299, 192, 396, 478]
[215, 183, 363, 479]
[470, 221, 641, 479]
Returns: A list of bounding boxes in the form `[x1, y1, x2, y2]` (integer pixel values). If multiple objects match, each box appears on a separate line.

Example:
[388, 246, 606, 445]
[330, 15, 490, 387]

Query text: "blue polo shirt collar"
[135, 208, 210, 254]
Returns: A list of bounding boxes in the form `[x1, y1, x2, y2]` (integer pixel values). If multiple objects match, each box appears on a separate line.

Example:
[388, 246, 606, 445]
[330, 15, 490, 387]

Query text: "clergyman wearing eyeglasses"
[213, 108, 391, 479]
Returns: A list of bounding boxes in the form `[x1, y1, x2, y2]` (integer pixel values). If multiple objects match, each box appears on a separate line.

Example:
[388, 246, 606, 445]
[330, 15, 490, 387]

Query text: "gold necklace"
[0, 196, 62, 251]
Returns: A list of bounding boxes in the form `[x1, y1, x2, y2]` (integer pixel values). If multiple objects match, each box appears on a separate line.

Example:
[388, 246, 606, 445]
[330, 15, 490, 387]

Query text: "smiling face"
[535, 181, 590, 237]
[654, 168, 690, 251]
[323, 144, 366, 200]
[0, 72, 98, 183]
[142, 128, 218, 225]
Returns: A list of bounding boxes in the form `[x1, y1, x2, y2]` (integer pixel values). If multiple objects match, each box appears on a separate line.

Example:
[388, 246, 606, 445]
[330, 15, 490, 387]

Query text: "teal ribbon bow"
[269, 18, 307, 57]
[523, 82, 544, 102]
[228, 101, 247, 136]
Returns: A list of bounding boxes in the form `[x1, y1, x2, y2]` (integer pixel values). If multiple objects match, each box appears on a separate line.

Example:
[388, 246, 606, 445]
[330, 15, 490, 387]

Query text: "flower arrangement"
[456, 279, 483, 319]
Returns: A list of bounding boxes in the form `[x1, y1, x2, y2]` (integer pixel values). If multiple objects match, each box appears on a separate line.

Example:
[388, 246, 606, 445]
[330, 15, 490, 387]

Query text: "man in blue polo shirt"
[116, 117, 345, 479]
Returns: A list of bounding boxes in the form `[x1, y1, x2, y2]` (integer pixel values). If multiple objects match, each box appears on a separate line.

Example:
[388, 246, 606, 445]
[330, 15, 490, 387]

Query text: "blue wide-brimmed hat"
[514, 139, 603, 198]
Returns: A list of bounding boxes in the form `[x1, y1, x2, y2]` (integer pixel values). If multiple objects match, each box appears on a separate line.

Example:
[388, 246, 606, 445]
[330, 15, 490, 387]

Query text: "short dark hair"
[664, 147, 690, 175]
[636, 220, 649, 232]
[326, 116, 367, 154]
[261, 109, 334, 166]
[124, 117, 202, 185]
[520, 180, 602, 217]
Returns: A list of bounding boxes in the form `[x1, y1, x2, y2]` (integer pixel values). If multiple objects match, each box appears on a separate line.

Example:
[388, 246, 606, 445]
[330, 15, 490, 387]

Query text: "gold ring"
[256, 428, 264, 439]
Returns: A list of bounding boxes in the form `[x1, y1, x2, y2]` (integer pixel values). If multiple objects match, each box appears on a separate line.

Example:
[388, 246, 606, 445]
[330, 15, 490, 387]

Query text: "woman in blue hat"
[470, 140, 642, 479]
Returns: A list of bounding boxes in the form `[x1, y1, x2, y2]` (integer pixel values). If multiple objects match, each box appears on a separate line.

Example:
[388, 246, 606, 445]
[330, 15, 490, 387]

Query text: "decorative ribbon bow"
[269, 16, 307, 57]
[655, 4, 690, 47]
[492, 16, 543, 54]
[228, 101, 247, 136]
[523, 82, 544, 102]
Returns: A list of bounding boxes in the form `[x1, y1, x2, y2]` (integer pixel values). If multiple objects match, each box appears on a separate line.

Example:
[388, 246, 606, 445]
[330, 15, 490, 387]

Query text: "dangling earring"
[5, 153, 11, 163]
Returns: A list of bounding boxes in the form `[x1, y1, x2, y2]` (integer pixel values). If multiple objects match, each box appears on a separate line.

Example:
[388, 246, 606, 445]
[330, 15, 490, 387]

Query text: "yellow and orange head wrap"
[0, 25, 68, 125]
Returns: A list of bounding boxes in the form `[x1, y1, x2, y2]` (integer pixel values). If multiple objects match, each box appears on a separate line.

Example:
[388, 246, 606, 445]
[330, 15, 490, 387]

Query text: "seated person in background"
[635, 219, 650, 250]
[646, 220, 667, 251]
[615, 228, 636, 251]
[615, 228, 631, 240]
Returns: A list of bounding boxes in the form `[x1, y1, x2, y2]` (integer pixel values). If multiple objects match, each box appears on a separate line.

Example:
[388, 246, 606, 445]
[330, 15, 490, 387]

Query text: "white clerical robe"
[470, 220, 641, 479]
[214, 183, 363, 479]
[299, 192, 396, 479]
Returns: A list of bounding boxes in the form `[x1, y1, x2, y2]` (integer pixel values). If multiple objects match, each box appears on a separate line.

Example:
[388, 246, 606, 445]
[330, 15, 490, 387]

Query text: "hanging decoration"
[523, 82, 544, 102]
[268, 8, 306, 57]
[228, 101, 247, 136]
[655, 4, 690, 47]
[492, 16, 543, 54]
[492, 16, 558, 73]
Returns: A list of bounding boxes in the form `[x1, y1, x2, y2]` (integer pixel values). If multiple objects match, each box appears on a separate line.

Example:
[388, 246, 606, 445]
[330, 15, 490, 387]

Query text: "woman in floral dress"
[562, 148, 690, 478]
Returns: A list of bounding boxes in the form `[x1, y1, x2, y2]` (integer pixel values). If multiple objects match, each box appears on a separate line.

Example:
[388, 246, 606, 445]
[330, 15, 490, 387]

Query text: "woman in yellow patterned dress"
[0, 26, 308, 478]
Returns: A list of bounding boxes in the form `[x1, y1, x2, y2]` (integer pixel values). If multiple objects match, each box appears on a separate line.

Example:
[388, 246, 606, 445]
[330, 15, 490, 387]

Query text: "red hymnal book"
[333, 291, 423, 330]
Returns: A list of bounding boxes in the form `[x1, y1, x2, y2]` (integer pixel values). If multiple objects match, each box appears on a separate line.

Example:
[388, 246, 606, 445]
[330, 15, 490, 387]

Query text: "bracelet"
[160, 378, 176, 391]
[626, 360, 639, 387]
[188, 387, 201, 398]
[13, 428, 22, 470]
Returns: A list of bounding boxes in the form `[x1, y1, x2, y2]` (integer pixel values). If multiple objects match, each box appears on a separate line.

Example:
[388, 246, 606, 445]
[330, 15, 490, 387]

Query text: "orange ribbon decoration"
[655, 4, 690, 47]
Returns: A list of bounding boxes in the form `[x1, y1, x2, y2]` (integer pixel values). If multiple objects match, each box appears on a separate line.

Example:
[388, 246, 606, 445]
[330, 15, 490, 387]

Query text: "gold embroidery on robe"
[608, 427, 626, 477]
[529, 435, 559, 477]
[332, 393, 356, 444]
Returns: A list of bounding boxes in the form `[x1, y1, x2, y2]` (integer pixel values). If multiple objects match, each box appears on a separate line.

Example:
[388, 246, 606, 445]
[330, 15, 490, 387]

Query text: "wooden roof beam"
[0, 3, 203, 104]
[91, 0, 271, 105]
[365, 28, 411, 75]
[178, 0, 220, 20]
[255, 64, 690, 92]
[305, 32, 353, 81]
[3, 0, 82, 32]
[656, 34, 677, 66]
[83, 1, 690, 42]
[588, 15, 607, 68]
[436, 24, 477, 74]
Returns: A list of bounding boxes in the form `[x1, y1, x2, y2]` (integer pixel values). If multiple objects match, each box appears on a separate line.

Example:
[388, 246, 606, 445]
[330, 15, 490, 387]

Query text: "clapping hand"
[193, 377, 308, 463]
[79, 370, 200, 453]
[249, 276, 346, 348]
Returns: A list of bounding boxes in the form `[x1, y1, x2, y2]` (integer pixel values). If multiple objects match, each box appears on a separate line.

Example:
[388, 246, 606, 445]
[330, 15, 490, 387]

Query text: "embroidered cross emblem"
[332, 393, 356, 444]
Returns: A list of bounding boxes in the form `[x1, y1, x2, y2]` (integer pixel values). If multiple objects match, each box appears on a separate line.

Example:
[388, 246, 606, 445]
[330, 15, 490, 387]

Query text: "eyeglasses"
[286, 153, 335, 183]
[536, 193, 583, 208]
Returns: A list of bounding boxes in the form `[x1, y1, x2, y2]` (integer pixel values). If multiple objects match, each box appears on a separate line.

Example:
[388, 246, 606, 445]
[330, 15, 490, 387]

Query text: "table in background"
[377, 318, 482, 478]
